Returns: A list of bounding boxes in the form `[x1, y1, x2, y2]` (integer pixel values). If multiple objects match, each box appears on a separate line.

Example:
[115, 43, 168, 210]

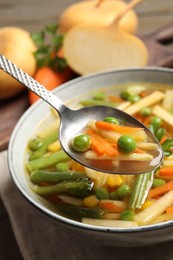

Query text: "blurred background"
[0, 0, 173, 35]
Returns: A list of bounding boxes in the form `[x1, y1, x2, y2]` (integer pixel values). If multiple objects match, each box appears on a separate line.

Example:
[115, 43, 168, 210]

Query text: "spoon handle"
[0, 54, 68, 113]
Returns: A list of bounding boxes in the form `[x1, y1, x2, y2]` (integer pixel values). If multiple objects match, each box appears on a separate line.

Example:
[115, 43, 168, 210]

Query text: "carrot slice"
[166, 205, 173, 214]
[159, 167, 173, 177]
[148, 180, 173, 198]
[95, 121, 143, 133]
[100, 201, 125, 213]
[108, 95, 123, 103]
[86, 128, 118, 156]
[160, 135, 168, 144]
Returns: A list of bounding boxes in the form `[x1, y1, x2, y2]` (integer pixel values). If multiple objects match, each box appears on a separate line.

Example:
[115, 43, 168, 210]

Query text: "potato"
[63, 24, 148, 75]
[0, 27, 36, 99]
[59, 0, 138, 34]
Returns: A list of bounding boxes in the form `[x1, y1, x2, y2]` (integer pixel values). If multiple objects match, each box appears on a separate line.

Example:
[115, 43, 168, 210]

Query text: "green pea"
[56, 162, 70, 172]
[95, 187, 109, 200]
[103, 117, 119, 125]
[120, 90, 131, 100]
[139, 107, 152, 117]
[93, 91, 105, 101]
[72, 134, 91, 152]
[128, 94, 141, 103]
[152, 178, 166, 188]
[151, 116, 163, 128]
[117, 135, 136, 153]
[116, 184, 131, 199]
[120, 210, 135, 221]
[28, 138, 43, 151]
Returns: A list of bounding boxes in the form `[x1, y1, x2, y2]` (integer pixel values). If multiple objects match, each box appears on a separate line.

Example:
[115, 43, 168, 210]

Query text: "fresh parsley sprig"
[31, 24, 67, 72]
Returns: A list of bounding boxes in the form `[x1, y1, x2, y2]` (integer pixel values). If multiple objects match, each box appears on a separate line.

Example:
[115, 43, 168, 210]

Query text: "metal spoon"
[0, 54, 163, 174]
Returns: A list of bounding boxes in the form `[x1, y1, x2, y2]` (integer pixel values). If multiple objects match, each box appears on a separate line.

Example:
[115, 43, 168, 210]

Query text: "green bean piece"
[128, 171, 154, 209]
[155, 128, 166, 142]
[33, 180, 94, 198]
[57, 204, 104, 220]
[29, 130, 58, 160]
[56, 162, 70, 172]
[152, 178, 166, 188]
[120, 210, 135, 221]
[26, 150, 69, 172]
[80, 99, 116, 107]
[28, 137, 43, 151]
[94, 187, 109, 200]
[30, 170, 86, 183]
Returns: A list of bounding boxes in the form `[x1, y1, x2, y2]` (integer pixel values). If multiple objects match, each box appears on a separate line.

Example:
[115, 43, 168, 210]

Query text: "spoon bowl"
[0, 54, 163, 174]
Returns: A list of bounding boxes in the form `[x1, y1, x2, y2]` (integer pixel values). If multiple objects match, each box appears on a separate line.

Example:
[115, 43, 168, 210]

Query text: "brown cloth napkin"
[1, 150, 173, 260]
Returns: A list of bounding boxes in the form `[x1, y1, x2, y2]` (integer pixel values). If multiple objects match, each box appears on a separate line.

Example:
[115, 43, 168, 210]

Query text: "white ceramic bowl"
[8, 67, 173, 247]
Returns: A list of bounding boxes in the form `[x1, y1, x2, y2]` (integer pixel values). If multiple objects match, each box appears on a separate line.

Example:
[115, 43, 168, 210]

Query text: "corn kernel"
[48, 140, 61, 152]
[106, 174, 123, 188]
[83, 195, 99, 208]
[141, 199, 155, 210]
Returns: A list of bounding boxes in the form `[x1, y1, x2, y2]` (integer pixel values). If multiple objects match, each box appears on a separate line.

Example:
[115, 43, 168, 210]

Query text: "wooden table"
[0, 1, 173, 259]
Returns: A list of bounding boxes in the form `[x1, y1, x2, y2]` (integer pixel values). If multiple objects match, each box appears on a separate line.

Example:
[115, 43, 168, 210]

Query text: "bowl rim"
[8, 66, 173, 233]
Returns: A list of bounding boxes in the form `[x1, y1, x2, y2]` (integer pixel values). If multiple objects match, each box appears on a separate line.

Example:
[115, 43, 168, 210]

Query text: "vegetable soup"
[25, 83, 173, 228]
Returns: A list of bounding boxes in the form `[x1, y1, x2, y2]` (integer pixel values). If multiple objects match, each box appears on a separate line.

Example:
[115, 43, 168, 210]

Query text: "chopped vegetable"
[134, 190, 173, 225]
[29, 130, 58, 160]
[95, 120, 143, 133]
[30, 170, 85, 183]
[148, 180, 173, 198]
[58, 204, 104, 220]
[86, 128, 118, 156]
[124, 91, 164, 115]
[100, 200, 126, 213]
[26, 150, 69, 172]
[152, 105, 173, 127]
[33, 179, 93, 198]
[129, 172, 154, 209]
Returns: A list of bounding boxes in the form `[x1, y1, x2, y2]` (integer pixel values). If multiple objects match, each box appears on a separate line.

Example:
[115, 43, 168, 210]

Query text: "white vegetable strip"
[151, 212, 173, 224]
[103, 213, 120, 220]
[124, 91, 164, 115]
[136, 142, 159, 150]
[152, 105, 173, 127]
[162, 90, 173, 111]
[85, 150, 153, 161]
[163, 160, 173, 167]
[88, 120, 147, 141]
[100, 200, 127, 212]
[58, 195, 83, 206]
[134, 190, 173, 226]
[85, 167, 108, 188]
[116, 101, 131, 110]
[82, 218, 138, 227]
